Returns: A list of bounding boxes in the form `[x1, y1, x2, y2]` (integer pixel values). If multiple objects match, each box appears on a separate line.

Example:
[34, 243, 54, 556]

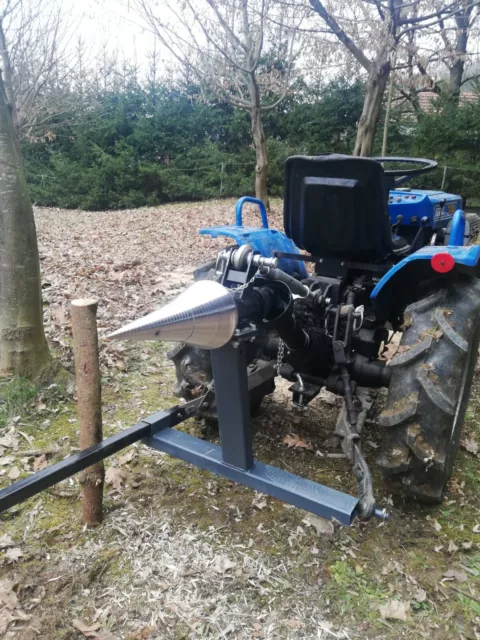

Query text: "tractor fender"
[200, 197, 308, 278]
[371, 244, 480, 314]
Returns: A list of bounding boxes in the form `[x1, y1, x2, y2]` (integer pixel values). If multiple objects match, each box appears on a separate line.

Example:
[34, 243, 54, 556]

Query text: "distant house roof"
[417, 91, 477, 112]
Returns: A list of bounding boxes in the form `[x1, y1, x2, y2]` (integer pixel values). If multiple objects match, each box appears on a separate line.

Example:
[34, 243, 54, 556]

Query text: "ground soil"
[1, 200, 480, 639]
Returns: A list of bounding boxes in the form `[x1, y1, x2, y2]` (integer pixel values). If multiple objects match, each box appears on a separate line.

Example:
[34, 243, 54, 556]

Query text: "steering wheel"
[373, 156, 438, 186]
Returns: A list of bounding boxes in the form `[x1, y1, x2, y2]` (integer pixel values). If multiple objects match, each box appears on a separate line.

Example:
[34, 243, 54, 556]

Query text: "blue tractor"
[169, 155, 480, 516]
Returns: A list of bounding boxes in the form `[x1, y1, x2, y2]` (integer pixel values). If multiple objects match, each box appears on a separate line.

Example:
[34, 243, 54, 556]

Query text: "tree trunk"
[72, 299, 104, 526]
[248, 72, 269, 208]
[354, 59, 391, 157]
[0, 21, 18, 128]
[0, 72, 51, 379]
[251, 106, 269, 208]
[449, 7, 473, 99]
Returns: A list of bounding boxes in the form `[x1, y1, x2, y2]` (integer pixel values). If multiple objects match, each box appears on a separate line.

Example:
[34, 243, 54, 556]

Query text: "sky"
[68, 0, 157, 69]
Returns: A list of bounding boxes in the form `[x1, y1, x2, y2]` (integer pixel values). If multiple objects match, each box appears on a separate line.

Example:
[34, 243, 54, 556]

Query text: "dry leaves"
[105, 467, 127, 491]
[461, 437, 479, 455]
[4, 548, 23, 564]
[34, 201, 265, 371]
[0, 534, 15, 549]
[442, 569, 468, 582]
[0, 579, 30, 634]
[7, 466, 20, 480]
[413, 588, 427, 603]
[33, 454, 48, 471]
[72, 619, 118, 640]
[0, 430, 19, 450]
[382, 343, 411, 365]
[118, 449, 136, 466]
[302, 514, 335, 537]
[282, 434, 313, 451]
[379, 599, 410, 621]
[213, 555, 237, 574]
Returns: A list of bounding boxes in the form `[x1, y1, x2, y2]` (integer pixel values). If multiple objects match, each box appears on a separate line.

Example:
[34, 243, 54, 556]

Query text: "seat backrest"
[283, 154, 394, 262]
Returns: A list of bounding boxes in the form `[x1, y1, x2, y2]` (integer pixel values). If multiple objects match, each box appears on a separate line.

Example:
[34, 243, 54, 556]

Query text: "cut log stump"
[71, 298, 104, 526]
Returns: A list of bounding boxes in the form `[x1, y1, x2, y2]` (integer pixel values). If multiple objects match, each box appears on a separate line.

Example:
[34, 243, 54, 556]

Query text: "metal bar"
[0, 421, 150, 513]
[273, 252, 390, 274]
[0, 401, 199, 514]
[211, 343, 254, 470]
[144, 427, 359, 525]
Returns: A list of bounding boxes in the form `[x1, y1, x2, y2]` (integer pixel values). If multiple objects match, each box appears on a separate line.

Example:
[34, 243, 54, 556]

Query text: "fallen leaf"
[33, 454, 48, 471]
[0, 456, 14, 467]
[317, 388, 338, 405]
[0, 579, 29, 635]
[282, 434, 313, 451]
[73, 619, 119, 639]
[448, 541, 459, 553]
[462, 438, 479, 455]
[5, 548, 23, 563]
[105, 467, 127, 491]
[462, 541, 473, 550]
[0, 433, 19, 450]
[379, 599, 410, 621]
[413, 588, 427, 603]
[213, 555, 237, 574]
[0, 535, 14, 549]
[51, 306, 67, 326]
[442, 569, 468, 582]
[302, 514, 334, 537]
[7, 467, 20, 480]
[382, 341, 399, 364]
[473, 524, 480, 533]
[433, 520, 442, 532]
[118, 450, 136, 466]
[284, 619, 303, 629]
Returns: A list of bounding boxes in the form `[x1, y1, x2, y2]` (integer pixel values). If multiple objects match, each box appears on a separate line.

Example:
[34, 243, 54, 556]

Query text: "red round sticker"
[431, 253, 455, 273]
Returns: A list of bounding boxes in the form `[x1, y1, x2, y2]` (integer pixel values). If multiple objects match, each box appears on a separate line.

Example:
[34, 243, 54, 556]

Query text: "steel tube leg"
[211, 342, 254, 470]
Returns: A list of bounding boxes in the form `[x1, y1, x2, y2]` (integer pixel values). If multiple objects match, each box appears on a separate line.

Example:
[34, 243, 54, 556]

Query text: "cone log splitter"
[3, 154, 480, 524]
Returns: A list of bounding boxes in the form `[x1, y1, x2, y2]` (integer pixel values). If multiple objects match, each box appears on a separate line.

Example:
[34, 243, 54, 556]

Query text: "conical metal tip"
[107, 280, 238, 349]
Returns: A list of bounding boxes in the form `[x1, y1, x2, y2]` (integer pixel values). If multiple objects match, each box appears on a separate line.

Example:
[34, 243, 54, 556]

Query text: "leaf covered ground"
[1, 199, 480, 639]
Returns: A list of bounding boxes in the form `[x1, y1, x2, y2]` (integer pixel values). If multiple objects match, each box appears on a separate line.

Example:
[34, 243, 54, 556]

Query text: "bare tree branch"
[308, 0, 372, 71]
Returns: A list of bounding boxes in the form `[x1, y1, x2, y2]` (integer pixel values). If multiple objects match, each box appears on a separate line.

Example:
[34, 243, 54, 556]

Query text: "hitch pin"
[374, 507, 390, 521]
[295, 373, 306, 409]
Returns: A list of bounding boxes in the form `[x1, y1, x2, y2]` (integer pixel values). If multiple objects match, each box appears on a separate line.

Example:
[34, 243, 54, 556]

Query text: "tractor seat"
[284, 154, 407, 262]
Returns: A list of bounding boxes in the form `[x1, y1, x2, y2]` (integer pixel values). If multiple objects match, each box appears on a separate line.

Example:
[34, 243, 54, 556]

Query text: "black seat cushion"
[284, 154, 395, 262]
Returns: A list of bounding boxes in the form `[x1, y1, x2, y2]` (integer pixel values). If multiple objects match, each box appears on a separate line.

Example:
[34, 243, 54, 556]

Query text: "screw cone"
[107, 280, 238, 349]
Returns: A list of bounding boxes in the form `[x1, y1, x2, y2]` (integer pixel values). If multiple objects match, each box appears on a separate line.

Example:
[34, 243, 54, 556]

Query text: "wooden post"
[71, 299, 104, 526]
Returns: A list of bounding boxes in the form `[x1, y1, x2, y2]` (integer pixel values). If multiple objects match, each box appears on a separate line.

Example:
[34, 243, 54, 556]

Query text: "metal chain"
[276, 339, 285, 375]
[232, 272, 258, 292]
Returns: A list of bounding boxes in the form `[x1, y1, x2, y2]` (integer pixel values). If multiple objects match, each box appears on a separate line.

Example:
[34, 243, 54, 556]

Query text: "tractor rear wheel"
[377, 277, 480, 502]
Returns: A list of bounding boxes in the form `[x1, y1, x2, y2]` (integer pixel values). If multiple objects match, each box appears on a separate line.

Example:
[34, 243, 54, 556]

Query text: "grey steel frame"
[0, 341, 359, 525]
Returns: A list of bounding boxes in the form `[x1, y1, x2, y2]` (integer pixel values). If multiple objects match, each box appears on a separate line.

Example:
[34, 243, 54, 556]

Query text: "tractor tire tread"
[378, 276, 480, 502]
